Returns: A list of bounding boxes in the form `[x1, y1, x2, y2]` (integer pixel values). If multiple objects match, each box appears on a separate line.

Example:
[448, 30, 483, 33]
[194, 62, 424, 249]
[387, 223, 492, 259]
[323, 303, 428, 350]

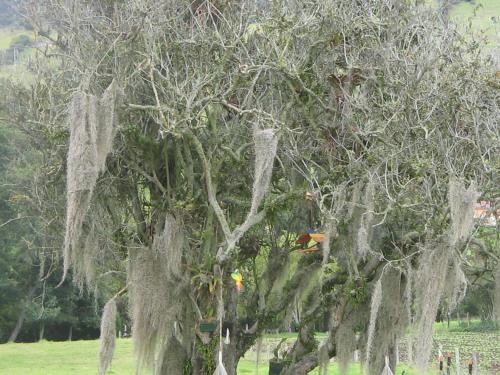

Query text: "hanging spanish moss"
[411, 178, 479, 370]
[494, 262, 500, 323]
[403, 268, 414, 364]
[223, 128, 278, 256]
[96, 80, 121, 172]
[318, 340, 330, 375]
[280, 264, 321, 332]
[365, 269, 407, 375]
[336, 315, 359, 375]
[365, 276, 382, 371]
[263, 251, 291, 311]
[250, 128, 278, 215]
[321, 183, 347, 264]
[444, 258, 467, 312]
[255, 337, 263, 375]
[357, 180, 374, 258]
[63, 91, 97, 283]
[128, 215, 189, 374]
[72, 223, 99, 291]
[413, 242, 451, 371]
[448, 177, 480, 245]
[128, 246, 185, 373]
[152, 215, 184, 278]
[98, 298, 117, 375]
[62, 81, 121, 283]
[322, 227, 332, 266]
[347, 182, 362, 220]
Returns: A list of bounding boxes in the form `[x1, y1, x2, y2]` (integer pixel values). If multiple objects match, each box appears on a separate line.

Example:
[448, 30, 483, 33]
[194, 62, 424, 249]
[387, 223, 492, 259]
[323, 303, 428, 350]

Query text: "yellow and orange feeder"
[231, 271, 244, 293]
[295, 231, 326, 254]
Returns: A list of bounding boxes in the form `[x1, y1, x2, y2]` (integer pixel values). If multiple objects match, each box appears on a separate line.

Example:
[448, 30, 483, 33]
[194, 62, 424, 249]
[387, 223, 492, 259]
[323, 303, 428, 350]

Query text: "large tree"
[5, 0, 498, 374]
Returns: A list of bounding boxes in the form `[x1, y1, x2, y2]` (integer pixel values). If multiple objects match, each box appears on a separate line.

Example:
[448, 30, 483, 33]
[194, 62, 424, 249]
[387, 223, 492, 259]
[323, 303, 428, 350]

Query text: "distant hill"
[0, 1, 23, 28]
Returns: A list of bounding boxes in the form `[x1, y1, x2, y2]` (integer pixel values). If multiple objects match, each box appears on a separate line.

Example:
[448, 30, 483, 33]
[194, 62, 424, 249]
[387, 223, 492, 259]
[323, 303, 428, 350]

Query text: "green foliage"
[343, 277, 368, 306]
[197, 338, 219, 374]
[182, 359, 193, 375]
[450, 320, 499, 333]
[0, 119, 36, 341]
[0, 83, 103, 343]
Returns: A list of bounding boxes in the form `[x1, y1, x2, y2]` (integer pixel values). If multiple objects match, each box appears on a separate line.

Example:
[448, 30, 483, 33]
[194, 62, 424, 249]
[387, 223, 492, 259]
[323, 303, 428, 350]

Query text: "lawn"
[0, 339, 135, 375]
[451, 0, 500, 47]
[0, 338, 422, 375]
[1, 321, 499, 375]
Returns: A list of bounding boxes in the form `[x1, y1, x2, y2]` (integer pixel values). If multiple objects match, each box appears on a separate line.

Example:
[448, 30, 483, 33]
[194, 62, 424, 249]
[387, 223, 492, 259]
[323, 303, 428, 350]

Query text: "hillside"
[451, 0, 500, 49]
[0, 0, 23, 28]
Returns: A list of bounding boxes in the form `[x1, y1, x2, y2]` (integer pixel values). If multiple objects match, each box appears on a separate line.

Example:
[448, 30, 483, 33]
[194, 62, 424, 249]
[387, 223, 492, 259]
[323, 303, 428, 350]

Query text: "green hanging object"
[199, 319, 218, 333]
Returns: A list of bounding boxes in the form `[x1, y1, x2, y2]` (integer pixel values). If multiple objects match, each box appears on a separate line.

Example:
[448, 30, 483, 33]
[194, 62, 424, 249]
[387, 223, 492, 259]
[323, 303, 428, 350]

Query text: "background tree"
[0, 79, 104, 343]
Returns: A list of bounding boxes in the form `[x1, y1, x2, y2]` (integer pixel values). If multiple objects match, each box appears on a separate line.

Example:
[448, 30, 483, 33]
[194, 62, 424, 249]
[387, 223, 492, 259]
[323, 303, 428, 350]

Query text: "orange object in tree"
[304, 191, 316, 201]
[309, 233, 326, 243]
[296, 233, 326, 244]
[296, 234, 311, 244]
[297, 246, 319, 254]
[231, 271, 244, 292]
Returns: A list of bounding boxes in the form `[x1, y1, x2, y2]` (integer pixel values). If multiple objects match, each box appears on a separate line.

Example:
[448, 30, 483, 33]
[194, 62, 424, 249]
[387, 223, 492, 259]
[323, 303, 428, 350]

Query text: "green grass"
[239, 361, 420, 375]
[451, 0, 500, 47]
[0, 339, 135, 375]
[0, 338, 422, 375]
[3, 322, 498, 375]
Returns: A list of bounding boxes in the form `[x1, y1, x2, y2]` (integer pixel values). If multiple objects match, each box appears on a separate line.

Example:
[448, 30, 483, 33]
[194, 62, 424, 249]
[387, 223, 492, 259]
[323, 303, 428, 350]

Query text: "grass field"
[0, 338, 421, 375]
[1, 321, 499, 375]
[451, 0, 500, 47]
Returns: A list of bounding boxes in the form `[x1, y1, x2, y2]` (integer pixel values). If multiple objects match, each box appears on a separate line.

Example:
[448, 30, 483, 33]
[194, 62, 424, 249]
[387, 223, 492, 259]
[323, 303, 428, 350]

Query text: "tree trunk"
[8, 285, 37, 342]
[8, 312, 26, 343]
[283, 351, 321, 375]
[68, 325, 73, 341]
[222, 341, 239, 375]
[160, 337, 189, 375]
[191, 341, 240, 375]
[191, 286, 241, 375]
[388, 343, 398, 373]
[39, 321, 45, 341]
[223, 286, 239, 375]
